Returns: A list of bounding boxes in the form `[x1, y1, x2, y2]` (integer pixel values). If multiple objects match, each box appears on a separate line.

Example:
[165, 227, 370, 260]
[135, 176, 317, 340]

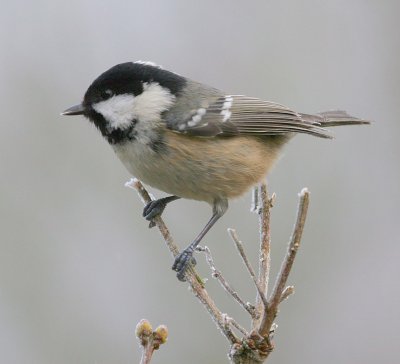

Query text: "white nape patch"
[134, 82, 175, 122]
[92, 82, 175, 131]
[134, 60, 183, 77]
[221, 96, 233, 122]
[134, 60, 163, 69]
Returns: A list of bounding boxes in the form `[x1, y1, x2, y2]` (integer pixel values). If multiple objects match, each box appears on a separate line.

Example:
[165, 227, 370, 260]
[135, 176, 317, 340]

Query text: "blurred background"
[1, 1, 399, 363]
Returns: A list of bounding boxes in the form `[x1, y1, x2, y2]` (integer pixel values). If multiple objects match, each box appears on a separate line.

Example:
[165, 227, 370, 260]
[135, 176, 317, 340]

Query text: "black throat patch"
[86, 109, 137, 145]
[85, 109, 166, 154]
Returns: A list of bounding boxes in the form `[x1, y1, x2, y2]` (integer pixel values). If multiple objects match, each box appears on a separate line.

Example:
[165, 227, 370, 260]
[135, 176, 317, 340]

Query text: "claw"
[143, 199, 167, 221]
[172, 248, 196, 281]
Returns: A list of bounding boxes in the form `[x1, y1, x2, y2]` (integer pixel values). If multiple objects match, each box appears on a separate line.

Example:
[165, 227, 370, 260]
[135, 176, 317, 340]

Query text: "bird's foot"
[143, 199, 168, 228]
[172, 247, 197, 281]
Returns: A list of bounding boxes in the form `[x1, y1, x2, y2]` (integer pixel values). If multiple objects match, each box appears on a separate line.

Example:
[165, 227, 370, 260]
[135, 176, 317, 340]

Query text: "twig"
[259, 188, 310, 337]
[227, 228, 268, 311]
[135, 319, 168, 364]
[254, 184, 273, 329]
[222, 314, 249, 337]
[280, 286, 295, 303]
[126, 178, 240, 345]
[251, 186, 259, 213]
[198, 245, 256, 318]
[126, 179, 179, 256]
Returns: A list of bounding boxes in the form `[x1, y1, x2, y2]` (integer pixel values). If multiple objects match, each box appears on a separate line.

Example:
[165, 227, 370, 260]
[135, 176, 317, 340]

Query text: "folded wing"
[167, 95, 332, 139]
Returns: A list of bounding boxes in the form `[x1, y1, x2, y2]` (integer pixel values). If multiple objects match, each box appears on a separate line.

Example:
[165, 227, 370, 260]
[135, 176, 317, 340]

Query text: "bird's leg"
[143, 195, 180, 227]
[172, 198, 228, 281]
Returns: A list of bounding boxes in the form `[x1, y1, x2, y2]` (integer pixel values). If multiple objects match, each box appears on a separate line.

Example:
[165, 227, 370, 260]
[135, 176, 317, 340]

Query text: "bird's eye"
[100, 89, 114, 100]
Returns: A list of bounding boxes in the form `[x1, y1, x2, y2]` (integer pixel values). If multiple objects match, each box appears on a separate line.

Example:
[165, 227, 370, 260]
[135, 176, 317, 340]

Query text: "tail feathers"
[300, 110, 371, 128]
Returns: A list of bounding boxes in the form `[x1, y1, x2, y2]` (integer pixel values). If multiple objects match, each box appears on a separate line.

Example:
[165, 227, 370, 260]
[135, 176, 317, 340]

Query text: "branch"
[197, 245, 256, 318]
[222, 314, 249, 337]
[126, 178, 240, 344]
[254, 184, 273, 329]
[259, 188, 310, 337]
[127, 179, 310, 363]
[227, 228, 268, 311]
[126, 179, 179, 256]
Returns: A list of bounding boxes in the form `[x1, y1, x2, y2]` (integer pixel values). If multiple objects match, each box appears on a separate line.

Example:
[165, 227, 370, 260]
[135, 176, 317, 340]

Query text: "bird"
[62, 61, 369, 281]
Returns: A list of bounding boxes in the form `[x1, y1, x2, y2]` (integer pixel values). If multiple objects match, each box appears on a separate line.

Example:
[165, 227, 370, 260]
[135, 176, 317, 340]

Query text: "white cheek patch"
[93, 94, 136, 130]
[92, 82, 175, 131]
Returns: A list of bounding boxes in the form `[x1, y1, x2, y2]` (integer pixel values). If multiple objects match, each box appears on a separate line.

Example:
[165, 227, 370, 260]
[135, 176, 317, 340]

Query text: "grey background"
[1, 1, 398, 363]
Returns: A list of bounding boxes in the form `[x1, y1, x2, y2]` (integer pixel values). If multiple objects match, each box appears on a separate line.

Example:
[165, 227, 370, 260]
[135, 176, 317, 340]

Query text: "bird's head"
[61, 61, 186, 144]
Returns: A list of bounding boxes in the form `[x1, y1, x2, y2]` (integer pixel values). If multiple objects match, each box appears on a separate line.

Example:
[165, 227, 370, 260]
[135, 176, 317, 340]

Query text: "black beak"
[61, 103, 86, 116]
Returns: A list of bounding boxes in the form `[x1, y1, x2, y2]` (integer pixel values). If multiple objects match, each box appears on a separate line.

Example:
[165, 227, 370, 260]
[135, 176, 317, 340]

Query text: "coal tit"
[62, 61, 369, 281]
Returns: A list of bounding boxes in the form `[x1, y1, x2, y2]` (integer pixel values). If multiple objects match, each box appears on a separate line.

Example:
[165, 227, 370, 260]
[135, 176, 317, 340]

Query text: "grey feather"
[300, 110, 370, 127]
[164, 82, 369, 139]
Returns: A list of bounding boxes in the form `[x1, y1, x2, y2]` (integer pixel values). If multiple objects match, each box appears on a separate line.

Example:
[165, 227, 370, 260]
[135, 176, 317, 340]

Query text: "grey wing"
[166, 94, 332, 139]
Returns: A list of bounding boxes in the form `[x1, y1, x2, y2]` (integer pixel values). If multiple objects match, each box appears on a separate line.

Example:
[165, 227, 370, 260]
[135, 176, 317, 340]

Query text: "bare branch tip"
[227, 228, 240, 243]
[280, 286, 295, 303]
[269, 192, 276, 207]
[299, 187, 310, 197]
[124, 177, 139, 189]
